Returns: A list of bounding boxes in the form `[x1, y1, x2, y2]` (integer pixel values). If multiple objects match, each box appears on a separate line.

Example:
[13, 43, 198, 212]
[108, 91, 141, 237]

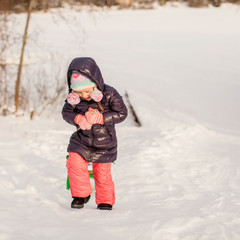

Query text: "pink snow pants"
[66, 152, 115, 206]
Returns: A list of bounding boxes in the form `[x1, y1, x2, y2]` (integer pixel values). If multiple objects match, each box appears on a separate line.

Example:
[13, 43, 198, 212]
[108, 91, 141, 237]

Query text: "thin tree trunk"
[15, 0, 34, 114]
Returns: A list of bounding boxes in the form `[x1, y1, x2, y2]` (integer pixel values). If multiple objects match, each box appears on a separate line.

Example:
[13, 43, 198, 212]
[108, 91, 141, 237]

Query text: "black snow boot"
[71, 195, 91, 209]
[97, 203, 112, 210]
[71, 198, 84, 209]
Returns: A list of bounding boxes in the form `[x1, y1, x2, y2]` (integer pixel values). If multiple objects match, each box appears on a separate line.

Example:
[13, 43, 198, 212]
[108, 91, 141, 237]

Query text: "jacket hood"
[67, 57, 105, 92]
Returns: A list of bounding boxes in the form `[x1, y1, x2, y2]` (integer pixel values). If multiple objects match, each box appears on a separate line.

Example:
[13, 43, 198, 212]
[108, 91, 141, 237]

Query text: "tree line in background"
[0, 0, 239, 118]
[0, 0, 240, 11]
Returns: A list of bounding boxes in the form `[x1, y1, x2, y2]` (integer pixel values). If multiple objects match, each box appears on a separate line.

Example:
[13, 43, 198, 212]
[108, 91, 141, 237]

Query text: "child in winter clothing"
[62, 57, 128, 210]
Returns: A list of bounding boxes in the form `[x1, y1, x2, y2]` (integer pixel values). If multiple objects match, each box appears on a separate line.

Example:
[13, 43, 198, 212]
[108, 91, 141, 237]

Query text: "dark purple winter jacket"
[62, 57, 128, 163]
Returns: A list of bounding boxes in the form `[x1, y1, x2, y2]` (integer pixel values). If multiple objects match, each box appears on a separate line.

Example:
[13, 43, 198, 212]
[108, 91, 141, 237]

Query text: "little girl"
[62, 57, 128, 210]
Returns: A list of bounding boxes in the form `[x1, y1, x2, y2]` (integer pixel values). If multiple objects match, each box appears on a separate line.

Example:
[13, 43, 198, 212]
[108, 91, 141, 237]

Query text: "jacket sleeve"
[61, 101, 78, 127]
[103, 88, 128, 125]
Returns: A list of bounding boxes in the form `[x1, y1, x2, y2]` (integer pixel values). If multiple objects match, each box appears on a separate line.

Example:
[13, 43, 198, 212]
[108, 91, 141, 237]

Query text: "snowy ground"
[1, 3, 240, 240]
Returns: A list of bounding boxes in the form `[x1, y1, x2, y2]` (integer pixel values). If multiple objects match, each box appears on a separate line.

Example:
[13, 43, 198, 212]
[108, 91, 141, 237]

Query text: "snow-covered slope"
[1, 4, 240, 240]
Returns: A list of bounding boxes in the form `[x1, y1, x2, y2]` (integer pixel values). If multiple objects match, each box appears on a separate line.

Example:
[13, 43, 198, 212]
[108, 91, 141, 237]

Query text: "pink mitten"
[90, 88, 103, 102]
[85, 108, 104, 125]
[67, 92, 80, 106]
[74, 114, 92, 130]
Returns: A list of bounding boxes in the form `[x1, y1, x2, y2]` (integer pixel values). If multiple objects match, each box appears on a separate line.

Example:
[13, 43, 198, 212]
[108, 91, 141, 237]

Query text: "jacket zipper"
[89, 108, 95, 162]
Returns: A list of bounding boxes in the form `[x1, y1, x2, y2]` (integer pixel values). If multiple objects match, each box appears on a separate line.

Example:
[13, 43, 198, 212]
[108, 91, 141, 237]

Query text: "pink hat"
[70, 71, 96, 91]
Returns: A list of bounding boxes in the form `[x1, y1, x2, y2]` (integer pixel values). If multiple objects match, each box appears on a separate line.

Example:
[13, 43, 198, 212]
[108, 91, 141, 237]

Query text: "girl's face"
[73, 87, 94, 101]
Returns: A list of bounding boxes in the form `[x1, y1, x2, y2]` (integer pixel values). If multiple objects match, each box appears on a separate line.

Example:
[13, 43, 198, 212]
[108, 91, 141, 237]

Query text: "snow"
[1, 3, 240, 240]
